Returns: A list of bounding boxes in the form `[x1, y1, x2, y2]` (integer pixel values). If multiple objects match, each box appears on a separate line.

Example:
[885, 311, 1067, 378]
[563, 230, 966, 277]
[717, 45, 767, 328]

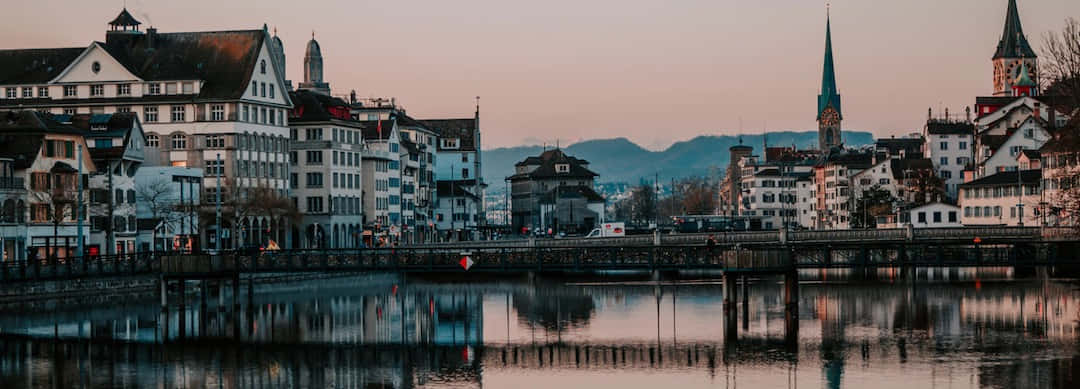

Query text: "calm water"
[0, 268, 1078, 388]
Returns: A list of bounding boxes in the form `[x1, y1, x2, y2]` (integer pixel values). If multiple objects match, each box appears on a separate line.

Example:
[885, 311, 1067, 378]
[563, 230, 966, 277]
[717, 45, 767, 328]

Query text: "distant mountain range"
[482, 131, 874, 187]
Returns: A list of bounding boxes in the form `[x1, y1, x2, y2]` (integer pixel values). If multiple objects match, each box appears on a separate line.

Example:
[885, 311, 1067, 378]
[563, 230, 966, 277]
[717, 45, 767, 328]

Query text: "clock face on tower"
[820, 107, 840, 127]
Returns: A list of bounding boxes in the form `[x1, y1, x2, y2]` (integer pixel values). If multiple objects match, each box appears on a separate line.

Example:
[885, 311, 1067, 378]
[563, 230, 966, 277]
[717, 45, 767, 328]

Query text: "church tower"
[817, 9, 842, 151]
[992, 0, 1038, 97]
[299, 33, 330, 95]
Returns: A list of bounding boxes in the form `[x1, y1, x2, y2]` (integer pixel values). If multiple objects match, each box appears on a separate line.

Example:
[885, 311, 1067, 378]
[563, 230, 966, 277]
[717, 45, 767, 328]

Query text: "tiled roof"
[0, 47, 84, 84]
[1020, 149, 1040, 159]
[889, 158, 934, 180]
[422, 118, 476, 151]
[101, 30, 268, 101]
[0, 111, 82, 169]
[926, 121, 974, 135]
[960, 169, 1040, 187]
[508, 148, 597, 180]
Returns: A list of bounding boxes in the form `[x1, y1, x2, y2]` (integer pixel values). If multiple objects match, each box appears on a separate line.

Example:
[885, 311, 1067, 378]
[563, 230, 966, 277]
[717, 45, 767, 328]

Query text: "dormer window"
[442, 138, 460, 149]
[556, 164, 570, 173]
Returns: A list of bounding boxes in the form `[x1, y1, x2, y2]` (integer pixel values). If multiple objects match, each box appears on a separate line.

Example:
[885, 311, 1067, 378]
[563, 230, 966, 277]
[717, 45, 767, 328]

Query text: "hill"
[482, 131, 874, 186]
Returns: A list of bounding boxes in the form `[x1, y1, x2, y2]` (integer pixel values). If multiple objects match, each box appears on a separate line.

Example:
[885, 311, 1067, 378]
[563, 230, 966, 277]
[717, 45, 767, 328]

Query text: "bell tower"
[817, 8, 842, 151]
[992, 0, 1038, 97]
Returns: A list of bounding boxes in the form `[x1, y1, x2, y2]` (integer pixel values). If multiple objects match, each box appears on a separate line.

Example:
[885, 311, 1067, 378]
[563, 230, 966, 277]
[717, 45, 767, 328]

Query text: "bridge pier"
[722, 273, 738, 310]
[783, 270, 799, 348]
[741, 275, 749, 331]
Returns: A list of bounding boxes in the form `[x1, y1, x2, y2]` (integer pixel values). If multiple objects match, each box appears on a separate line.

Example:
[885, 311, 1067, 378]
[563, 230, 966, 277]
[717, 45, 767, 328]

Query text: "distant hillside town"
[0, 0, 1078, 259]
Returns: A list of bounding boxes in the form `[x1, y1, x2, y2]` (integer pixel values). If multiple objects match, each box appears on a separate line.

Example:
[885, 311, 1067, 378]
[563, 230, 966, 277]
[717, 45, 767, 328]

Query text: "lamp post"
[215, 153, 222, 252]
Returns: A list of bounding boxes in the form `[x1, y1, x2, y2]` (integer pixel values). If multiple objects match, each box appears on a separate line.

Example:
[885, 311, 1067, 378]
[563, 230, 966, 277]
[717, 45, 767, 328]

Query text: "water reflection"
[0, 267, 1078, 388]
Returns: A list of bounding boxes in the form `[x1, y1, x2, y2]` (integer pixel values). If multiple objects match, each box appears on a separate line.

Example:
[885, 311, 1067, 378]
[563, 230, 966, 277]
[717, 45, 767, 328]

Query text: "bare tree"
[679, 177, 718, 215]
[1042, 17, 1080, 113]
[30, 171, 78, 259]
[197, 181, 298, 249]
[135, 178, 177, 251]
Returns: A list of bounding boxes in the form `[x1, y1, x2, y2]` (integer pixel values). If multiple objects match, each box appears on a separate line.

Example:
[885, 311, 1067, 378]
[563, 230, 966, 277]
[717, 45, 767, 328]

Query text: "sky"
[3, 0, 1079, 149]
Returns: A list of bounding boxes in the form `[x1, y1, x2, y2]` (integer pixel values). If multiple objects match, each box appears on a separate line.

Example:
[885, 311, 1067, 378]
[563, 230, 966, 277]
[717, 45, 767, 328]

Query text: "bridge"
[1, 226, 1077, 284]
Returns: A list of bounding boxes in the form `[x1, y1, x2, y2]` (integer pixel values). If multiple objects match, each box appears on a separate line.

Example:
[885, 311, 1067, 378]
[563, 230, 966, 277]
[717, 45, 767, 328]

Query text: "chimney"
[1034, 102, 1041, 121]
[349, 90, 357, 104]
[147, 27, 157, 49]
[965, 106, 971, 123]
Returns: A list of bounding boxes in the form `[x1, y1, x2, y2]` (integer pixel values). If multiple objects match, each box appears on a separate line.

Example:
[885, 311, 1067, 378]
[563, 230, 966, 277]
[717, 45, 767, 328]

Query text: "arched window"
[171, 134, 187, 149]
[260, 60, 267, 74]
[146, 134, 159, 148]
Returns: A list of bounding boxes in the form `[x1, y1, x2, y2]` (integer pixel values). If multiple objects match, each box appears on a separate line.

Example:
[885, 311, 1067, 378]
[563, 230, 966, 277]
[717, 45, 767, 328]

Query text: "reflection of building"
[508, 149, 603, 234]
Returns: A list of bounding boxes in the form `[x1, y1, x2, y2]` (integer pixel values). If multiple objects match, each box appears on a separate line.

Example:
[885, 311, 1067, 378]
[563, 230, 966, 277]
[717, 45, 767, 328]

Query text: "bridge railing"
[0, 252, 159, 282]
[913, 226, 1039, 240]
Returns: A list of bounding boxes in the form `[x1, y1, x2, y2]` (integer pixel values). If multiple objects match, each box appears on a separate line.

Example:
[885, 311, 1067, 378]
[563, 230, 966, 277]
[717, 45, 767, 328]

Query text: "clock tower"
[817, 9, 842, 151]
[992, 0, 1038, 97]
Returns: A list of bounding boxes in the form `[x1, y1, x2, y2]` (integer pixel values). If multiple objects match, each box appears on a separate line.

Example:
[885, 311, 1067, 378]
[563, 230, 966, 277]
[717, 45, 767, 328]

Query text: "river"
[0, 268, 1077, 388]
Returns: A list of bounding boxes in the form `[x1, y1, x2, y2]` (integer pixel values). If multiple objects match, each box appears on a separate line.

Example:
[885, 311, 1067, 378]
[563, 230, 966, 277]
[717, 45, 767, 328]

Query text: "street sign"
[459, 255, 474, 271]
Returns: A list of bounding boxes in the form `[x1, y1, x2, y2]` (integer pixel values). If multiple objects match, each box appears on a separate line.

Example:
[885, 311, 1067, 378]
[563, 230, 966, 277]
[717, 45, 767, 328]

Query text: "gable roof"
[99, 30, 268, 101]
[422, 118, 477, 151]
[0, 111, 84, 169]
[0, 47, 85, 84]
[108, 9, 141, 27]
[358, 119, 394, 141]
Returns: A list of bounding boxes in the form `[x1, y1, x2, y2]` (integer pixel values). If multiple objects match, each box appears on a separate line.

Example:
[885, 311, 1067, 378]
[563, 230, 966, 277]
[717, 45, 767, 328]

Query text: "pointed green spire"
[818, 8, 842, 120]
[1014, 61, 1037, 87]
[994, 0, 1036, 59]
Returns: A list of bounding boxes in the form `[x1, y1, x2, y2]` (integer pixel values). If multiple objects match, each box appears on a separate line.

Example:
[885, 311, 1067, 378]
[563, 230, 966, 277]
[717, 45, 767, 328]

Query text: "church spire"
[817, 7, 841, 120]
[994, 0, 1036, 59]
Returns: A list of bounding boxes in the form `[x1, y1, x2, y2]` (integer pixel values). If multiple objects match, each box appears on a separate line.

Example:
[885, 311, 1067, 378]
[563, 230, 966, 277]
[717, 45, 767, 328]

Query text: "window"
[147, 83, 161, 95]
[260, 82, 266, 97]
[939, 141, 948, 150]
[1010, 146, 1022, 156]
[389, 195, 400, 206]
[251, 81, 257, 96]
[21, 87, 32, 98]
[205, 135, 224, 148]
[878, 178, 890, 185]
[948, 211, 957, 223]
[4, 88, 14, 98]
[146, 134, 159, 147]
[306, 197, 323, 213]
[63, 141, 74, 158]
[1011, 207, 1017, 218]
[166, 83, 178, 94]
[260, 107, 266, 123]
[171, 105, 186, 122]
[269, 108, 276, 125]
[289, 151, 297, 165]
[269, 85, 275, 99]
[462, 168, 469, 179]
[941, 170, 952, 179]
[932, 211, 942, 223]
[994, 206, 1001, 217]
[116, 84, 131, 96]
[204, 160, 224, 175]
[90, 84, 104, 96]
[171, 134, 187, 149]
[38, 87, 48, 97]
[965, 207, 971, 217]
[306, 150, 323, 164]
[306, 172, 321, 188]
[144, 106, 158, 122]
[388, 160, 399, 170]
[182, 82, 193, 94]
[305, 128, 323, 140]
[260, 60, 267, 74]
[290, 173, 298, 189]
[974, 207, 982, 217]
[389, 177, 400, 188]
[940, 157, 948, 166]
[243, 105, 250, 122]
[959, 141, 967, 150]
[116, 106, 131, 113]
[63, 85, 77, 97]
[556, 163, 570, 173]
[95, 139, 113, 148]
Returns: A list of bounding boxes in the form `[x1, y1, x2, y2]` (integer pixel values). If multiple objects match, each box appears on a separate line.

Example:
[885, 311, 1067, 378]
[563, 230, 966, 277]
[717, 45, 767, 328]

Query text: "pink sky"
[3, 0, 1079, 149]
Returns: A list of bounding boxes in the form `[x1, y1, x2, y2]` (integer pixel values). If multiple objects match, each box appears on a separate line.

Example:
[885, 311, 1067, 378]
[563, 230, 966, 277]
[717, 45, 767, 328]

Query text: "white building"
[908, 202, 962, 228]
[0, 10, 294, 249]
[922, 119, 973, 200]
[133, 166, 202, 252]
[959, 169, 1042, 226]
[70, 113, 146, 255]
[0, 112, 94, 259]
[287, 89, 365, 249]
[360, 119, 399, 241]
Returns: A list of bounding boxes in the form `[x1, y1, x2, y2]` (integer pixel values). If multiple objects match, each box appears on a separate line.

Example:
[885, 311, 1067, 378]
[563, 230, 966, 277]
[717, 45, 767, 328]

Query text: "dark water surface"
[1, 268, 1078, 388]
